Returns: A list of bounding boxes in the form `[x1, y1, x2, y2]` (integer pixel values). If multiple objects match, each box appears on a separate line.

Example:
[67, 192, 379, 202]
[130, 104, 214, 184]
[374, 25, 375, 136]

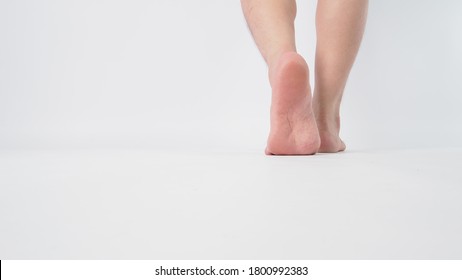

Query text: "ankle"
[314, 110, 340, 133]
[267, 50, 299, 83]
[313, 96, 341, 130]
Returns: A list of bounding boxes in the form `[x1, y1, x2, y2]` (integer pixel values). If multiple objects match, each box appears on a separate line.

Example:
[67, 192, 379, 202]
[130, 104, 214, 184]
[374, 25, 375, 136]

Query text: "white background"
[1, 0, 461, 151]
[1, 0, 462, 260]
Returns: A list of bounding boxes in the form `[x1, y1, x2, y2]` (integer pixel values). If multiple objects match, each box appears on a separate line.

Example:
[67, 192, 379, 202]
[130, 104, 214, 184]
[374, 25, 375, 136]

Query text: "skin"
[241, 0, 368, 155]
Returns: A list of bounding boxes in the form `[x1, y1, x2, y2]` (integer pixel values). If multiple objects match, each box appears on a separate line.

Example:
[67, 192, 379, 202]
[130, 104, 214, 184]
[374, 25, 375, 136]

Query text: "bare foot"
[313, 112, 346, 153]
[265, 52, 320, 155]
[317, 128, 346, 153]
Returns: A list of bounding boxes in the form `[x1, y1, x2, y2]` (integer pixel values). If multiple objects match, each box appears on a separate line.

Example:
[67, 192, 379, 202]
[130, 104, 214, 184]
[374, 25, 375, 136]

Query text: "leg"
[241, 0, 320, 155]
[313, 0, 368, 152]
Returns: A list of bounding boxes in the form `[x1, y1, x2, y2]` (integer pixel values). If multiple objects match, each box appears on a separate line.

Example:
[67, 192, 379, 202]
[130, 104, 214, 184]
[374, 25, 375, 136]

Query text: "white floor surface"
[1, 148, 461, 259]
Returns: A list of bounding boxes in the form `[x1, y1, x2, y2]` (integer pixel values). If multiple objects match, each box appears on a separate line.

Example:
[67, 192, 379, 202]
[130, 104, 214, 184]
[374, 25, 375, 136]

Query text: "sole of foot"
[265, 52, 320, 155]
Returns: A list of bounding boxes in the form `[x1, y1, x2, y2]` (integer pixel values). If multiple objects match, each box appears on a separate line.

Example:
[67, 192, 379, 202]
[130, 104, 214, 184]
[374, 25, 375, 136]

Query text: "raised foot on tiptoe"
[265, 52, 320, 155]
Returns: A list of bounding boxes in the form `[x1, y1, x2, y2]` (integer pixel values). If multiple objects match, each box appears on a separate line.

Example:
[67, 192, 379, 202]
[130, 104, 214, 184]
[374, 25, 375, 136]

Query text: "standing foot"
[317, 128, 346, 153]
[313, 108, 346, 153]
